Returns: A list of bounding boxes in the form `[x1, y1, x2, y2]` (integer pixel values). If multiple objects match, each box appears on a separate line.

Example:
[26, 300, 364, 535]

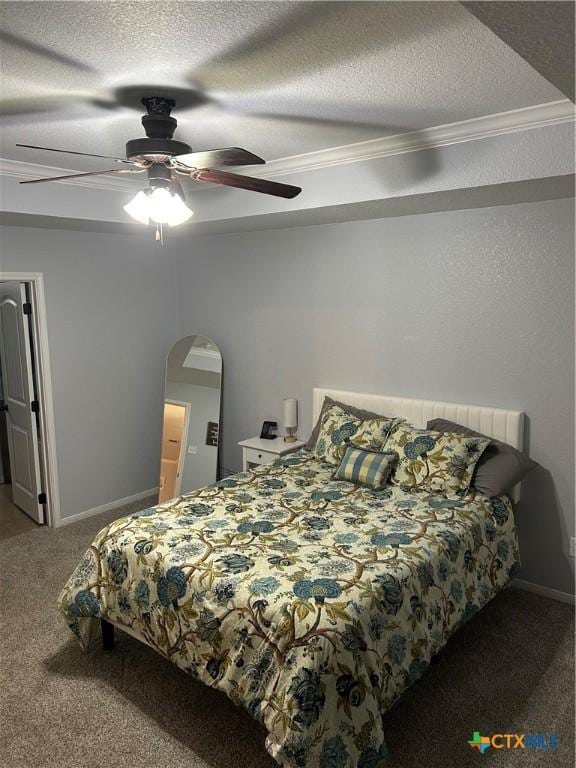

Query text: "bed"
[58, 388, 523, 768]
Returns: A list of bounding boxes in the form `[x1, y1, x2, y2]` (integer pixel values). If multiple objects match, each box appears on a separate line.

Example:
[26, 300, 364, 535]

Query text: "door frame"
[164, 398, 190, 497]
[0, 272, 61, 527]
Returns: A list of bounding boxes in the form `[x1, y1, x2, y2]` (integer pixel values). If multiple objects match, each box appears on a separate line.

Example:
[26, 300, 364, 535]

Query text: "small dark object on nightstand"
[260, 421, 278, 439]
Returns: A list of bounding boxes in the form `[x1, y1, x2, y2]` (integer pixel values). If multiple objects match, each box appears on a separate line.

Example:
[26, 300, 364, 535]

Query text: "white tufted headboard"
[312, 387, 525, 501]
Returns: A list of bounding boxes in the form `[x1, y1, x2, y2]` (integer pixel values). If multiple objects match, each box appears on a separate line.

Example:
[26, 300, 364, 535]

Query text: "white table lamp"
[283, 398, 298, 443]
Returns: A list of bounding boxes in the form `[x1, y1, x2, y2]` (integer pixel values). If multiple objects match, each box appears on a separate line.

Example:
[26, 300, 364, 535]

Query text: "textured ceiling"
[0, 1, 565, 175]
[463, 1, 575, 101]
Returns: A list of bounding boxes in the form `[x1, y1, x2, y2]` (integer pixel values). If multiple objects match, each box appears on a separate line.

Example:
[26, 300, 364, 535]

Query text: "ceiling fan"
[16, 96, 302, 234]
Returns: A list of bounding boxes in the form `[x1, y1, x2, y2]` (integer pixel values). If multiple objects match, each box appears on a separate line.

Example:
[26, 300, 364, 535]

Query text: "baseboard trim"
[58, 488, 158, 527]
[511, 578, 575, 605]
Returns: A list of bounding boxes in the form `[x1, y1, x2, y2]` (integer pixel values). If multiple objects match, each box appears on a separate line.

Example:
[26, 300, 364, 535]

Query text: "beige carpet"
[0, 484, 38, 539]
[0, 498, 574, 768]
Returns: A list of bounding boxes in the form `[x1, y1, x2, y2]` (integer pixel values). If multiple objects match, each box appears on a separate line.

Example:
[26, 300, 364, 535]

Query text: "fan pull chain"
[154, 223, 165, 245]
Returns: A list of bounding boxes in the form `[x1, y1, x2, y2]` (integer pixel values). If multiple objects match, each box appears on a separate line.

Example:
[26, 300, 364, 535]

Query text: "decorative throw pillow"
[334, 447, 397, 489]
[306, 396, 400, 450]
[314, 404, 362, 465]
[426, 418, 537, 497]
[349, 417, 405, 452]
[386, 426, 490, 496]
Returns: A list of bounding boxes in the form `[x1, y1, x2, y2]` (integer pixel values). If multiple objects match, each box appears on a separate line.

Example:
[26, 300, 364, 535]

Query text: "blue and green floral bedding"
[59, 449, 519, 768]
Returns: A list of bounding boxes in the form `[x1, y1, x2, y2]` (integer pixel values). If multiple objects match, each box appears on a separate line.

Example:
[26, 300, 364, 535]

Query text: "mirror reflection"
[159, 335, 222, 502]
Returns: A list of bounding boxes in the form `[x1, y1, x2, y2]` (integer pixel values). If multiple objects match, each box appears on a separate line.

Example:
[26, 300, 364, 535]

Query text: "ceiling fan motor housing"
[125, 137, 191, 162]
[125, 96, 191, 162]
[146, 163, 172, 188]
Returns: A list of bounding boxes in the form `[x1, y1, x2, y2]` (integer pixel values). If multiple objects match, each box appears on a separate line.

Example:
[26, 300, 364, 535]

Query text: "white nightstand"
[239, 436, 306, 471]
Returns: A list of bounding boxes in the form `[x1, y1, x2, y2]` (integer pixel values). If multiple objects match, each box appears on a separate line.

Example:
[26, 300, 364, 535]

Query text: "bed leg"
[101, 619, 115, 651]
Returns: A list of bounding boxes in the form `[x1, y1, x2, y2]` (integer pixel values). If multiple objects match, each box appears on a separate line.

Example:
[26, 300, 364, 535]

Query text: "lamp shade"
[283, 398, 298, 430]
[123, 188, 193, 227]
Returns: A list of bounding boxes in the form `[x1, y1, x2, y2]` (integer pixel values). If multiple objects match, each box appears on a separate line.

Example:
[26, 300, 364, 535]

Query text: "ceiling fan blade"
[19, 168, 144, 185]
[16, 143, 134, 165]
[2, 95, 84, 117]
[1, 94, 121, 121]
[190, 168, 301, 199]
[243, 110, 396, 134]
[0, 30, 94, 73]
[191, 3, 447, 93]
[174, 147, 265, 169]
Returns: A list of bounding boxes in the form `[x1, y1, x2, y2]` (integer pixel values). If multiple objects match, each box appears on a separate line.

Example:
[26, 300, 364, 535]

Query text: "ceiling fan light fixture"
[123, 189, 152, 225]
[151, 186, 193, 226]
[123, 187, 193, 227]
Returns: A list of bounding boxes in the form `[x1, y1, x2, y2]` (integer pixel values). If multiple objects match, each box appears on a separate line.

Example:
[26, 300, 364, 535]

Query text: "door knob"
[0, 404, 8, 412]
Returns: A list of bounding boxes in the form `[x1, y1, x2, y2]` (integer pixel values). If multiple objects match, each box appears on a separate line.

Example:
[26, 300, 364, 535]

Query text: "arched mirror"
[159, 335, 222, 503]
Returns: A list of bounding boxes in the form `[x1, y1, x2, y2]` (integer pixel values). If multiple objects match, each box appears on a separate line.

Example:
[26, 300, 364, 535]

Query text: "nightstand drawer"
[239, 437, 305, 472]
[245, 447, 275, 466]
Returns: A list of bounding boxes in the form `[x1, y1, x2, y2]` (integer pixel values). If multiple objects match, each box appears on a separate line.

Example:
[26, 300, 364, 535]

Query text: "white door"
[0, 283, 43, 523]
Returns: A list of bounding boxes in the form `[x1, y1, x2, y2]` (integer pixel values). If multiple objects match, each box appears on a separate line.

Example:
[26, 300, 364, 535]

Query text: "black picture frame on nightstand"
[259, 421, 278, 440]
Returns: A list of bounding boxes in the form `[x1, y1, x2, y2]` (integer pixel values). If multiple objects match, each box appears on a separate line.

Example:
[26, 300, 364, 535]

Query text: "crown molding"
[254, 98, 575, 178]
[0, 157, 140, 192]
[1, 100, 573, 192]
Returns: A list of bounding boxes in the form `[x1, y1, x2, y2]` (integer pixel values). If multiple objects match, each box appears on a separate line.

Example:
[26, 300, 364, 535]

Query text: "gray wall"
[175, 198, 575, 595]
[0, 225, 180, 519]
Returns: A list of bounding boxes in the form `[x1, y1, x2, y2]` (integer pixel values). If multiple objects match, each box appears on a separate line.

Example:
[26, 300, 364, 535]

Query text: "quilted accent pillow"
[334, 447, 397, 489]
[314, 404, 362, 465]
[386, 426, 490, 496]
[349, 417, 405, 453]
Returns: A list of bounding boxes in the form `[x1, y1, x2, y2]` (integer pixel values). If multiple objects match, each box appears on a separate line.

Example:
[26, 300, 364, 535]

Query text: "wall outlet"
[187, 445, 197, 455]
[570, 538, 576, 558]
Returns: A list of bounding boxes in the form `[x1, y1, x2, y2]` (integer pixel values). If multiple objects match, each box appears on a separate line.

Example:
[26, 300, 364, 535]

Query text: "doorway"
[0, 273, 60, 528]
[159, 400, 190, 503]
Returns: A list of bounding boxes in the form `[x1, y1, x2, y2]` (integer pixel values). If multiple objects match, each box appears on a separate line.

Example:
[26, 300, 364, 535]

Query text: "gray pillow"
[306, 396, 399, 450]
[426, 417, 537, 497]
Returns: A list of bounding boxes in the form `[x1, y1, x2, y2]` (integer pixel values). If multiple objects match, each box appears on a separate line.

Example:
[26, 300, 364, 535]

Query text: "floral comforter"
[59, 450, 519, 768]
